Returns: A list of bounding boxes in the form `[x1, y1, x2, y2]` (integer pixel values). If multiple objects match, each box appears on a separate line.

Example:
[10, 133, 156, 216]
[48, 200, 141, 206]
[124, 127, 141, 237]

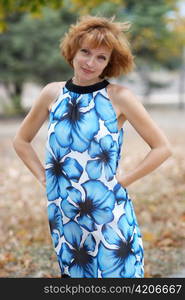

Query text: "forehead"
[80, 40, 111, 55]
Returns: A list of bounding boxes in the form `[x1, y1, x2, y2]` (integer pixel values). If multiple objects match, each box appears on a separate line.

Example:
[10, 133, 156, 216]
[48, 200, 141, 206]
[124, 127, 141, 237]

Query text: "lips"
[81, 67, 94, 74]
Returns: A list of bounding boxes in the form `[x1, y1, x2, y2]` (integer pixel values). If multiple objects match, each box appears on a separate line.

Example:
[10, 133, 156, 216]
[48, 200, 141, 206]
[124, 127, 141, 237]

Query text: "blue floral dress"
[45, 79, 144, 278]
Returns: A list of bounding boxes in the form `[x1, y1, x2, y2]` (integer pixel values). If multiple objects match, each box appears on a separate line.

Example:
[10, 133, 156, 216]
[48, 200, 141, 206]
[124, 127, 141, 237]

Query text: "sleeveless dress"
[45, 79, 144, 278]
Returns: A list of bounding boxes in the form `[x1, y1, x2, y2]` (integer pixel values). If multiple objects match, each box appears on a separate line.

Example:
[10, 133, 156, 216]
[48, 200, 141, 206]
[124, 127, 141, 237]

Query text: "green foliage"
[0, 8, 76, 86]
[117, 0, 183, 68]
[0, 0, 185, 114]
[69, 0, 122, 14]
[0, 0, 121, 31]
[74, 0, 185, 69]
[0, 7, 77, 114]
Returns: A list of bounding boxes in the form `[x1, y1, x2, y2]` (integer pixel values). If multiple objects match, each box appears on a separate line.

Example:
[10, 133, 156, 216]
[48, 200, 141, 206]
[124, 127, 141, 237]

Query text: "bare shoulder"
[108, 83, 137, 104]
[43, 81, 65, 96]
[107, 83, 139, 120]
[13, 81, 66, 142]
[41, 81, 66, 111]
[107, 83, 172, 151]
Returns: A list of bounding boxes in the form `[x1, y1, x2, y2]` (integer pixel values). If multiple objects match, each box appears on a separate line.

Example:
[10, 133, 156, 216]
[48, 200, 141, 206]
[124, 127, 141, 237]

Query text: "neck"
[72, 76, 104, 86]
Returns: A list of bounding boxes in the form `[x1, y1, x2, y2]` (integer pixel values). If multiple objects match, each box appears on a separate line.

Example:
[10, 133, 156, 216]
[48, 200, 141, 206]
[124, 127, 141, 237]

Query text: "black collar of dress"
[65, 78, 109, 94]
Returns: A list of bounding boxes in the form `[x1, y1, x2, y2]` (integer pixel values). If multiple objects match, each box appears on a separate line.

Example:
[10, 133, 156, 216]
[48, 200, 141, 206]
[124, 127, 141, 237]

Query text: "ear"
[70, 59, 74, 67]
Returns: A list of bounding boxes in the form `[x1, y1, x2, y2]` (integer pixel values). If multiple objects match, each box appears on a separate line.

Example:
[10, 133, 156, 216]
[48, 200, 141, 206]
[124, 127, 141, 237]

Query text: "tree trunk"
[137, 65, 152, 103]
[178, 47, 185, 109]
[5, 82, 24, 113]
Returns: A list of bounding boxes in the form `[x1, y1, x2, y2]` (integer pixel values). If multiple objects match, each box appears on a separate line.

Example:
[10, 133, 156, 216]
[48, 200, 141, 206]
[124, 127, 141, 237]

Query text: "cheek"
[98, 61, 108, 72]
[73, 55, 85, 67]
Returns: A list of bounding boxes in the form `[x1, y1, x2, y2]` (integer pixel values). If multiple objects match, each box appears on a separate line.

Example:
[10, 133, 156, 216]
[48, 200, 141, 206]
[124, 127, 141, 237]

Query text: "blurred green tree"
[0, 0, 185, 112]
[0, 0, 121, 31]
[72, 0, 185, 99]
[0, 8, 76, 113]
[101, 0, 185, 100]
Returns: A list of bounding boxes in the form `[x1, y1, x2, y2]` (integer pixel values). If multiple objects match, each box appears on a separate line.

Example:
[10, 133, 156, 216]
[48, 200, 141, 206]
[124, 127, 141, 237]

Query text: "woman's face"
[72, 41, 112, 85]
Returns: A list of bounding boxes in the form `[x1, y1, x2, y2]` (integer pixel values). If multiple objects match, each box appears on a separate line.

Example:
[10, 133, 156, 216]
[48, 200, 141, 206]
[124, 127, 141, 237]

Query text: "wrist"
[38, 174, 46, 186]
[116, 172, 131, 188]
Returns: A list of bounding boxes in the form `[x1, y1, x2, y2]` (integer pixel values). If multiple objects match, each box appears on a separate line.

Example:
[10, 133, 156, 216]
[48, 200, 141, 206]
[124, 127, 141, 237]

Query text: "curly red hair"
[60, 15, 134, 78]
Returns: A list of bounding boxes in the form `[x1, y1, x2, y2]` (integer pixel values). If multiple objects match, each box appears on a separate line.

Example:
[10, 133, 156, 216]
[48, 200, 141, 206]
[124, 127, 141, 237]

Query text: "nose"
[86, 56, 95, 68]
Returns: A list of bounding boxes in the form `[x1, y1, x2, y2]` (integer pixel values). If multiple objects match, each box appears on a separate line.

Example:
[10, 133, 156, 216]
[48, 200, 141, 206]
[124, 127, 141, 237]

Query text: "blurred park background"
[0, 0, 185, 278]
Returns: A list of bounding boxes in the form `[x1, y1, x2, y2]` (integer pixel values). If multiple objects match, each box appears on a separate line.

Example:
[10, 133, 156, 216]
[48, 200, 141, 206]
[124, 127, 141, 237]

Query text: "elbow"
[12, 135, 20, 150]
[153, 143, 173, 161]
[12, 137, 26, 158]
[12, 135, 26, 153]
[163, 144, 173, 159]
[12, 136, 18, 149]
[12, 134, 31, 154]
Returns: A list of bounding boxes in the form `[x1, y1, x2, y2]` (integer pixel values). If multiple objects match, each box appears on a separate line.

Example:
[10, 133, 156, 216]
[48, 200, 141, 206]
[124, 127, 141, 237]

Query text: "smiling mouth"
[81, 67, 94, 74]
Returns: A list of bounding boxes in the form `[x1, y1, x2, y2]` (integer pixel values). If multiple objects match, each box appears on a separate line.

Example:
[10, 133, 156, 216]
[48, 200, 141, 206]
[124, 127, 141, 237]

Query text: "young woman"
[13, 15, 172, 278]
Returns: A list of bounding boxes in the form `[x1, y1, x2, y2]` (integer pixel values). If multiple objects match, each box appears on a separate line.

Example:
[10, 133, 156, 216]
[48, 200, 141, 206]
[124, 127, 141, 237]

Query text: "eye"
[80, 48, 89, 54]
[98, 56, 106, 60]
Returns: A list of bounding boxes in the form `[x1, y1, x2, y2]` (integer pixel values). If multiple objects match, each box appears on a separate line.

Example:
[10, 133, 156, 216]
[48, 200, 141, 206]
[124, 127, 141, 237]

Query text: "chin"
[80, 73, 97, 81]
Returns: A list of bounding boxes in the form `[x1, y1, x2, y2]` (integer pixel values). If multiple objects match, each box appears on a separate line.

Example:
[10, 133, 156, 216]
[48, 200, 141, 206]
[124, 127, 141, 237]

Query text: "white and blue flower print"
[113, 182, 128, 204]
[51, 90, 100, 152]
[94, 92, 118, 133]
[48, 203, 63, 248]
[58, 220, 98, 278]
[61, 180, 115, 232]
[86, 135, 118, 181]
[45, 133, 83, 201]
[98, 214, 141, 278]
[45, 79, 144, 278]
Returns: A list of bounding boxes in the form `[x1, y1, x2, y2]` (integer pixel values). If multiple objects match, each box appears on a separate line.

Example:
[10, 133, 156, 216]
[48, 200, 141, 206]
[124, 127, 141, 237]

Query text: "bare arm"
[114, 86, 172, 187]
[12, 82, 61, 187]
